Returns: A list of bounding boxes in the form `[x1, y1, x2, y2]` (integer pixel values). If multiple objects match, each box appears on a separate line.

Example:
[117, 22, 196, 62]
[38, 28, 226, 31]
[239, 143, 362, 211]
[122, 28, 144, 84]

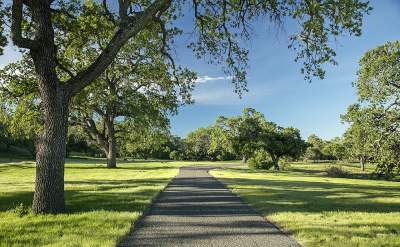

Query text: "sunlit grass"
[211, 163, 400, 247]
[0, 158, 225, 247]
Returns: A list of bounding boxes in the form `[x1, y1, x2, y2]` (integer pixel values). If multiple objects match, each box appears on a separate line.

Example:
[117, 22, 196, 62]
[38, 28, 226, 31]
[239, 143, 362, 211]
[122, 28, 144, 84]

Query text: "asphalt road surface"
[119, 165, 300, 247]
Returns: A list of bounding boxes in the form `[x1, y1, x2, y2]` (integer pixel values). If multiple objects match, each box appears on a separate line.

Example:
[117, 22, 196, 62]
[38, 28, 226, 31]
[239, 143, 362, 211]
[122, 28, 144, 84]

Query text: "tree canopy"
[0, 0, 372, 214]
[340, 40, 400, 176]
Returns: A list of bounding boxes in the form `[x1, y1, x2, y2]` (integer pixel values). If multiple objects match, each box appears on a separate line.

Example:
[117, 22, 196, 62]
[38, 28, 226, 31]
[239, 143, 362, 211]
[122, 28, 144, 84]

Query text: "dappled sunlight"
[0, 160, 180, 246]
[211, 166, 400, 247]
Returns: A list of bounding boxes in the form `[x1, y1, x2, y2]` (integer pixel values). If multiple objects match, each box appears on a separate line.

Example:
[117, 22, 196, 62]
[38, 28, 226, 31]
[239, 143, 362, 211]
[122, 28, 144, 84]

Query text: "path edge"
[116, 168, 181, 247]
[208, 167, 303, 247]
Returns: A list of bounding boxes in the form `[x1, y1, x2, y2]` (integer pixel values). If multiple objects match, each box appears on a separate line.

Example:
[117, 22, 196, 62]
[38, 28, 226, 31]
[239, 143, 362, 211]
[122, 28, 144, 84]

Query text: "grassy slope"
[211, 162, 400, 247]
[0, 158, 220, 247]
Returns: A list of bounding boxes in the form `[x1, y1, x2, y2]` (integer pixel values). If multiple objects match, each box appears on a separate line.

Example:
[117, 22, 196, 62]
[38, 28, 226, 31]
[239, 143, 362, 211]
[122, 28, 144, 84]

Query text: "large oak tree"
[0, 0, 371, 214]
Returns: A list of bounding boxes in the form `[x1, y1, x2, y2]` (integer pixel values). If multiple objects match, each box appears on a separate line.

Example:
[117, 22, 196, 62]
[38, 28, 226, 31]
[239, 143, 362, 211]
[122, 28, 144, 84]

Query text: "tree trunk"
[272, 155, 280, 170]
[32, 88, 69, 214]
[360, 157, 365, 171]
[106, 119, 117, 168]
[242, 155, 247, 164]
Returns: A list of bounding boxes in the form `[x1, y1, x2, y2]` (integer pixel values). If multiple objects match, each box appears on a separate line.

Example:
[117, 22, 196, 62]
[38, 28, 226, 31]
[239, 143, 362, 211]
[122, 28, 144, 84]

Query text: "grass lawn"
[0, 158, 220, 247]
[211, 162, 400, 247]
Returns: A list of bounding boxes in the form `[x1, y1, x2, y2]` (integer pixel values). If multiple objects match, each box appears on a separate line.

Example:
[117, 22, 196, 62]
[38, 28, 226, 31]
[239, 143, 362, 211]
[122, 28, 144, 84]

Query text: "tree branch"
[65, 0, 172, 98]
[11, 0, 38, 49]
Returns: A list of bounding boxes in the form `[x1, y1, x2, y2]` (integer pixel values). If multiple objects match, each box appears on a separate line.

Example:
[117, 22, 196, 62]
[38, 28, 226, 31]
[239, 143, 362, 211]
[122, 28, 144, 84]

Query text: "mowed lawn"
[0, 158, 195, 247]
[211, 162, 400, 247]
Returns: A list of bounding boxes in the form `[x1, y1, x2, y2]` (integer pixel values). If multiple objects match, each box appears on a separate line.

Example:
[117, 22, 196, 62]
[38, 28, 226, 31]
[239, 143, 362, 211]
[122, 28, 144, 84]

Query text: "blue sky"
[169, 0, 400, 140]
[1, 1, 400, 140]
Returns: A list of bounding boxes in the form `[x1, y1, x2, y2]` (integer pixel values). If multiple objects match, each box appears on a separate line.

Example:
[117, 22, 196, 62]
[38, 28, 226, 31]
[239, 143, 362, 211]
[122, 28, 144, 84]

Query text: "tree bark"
[33, 87, 69, 214]
[28, 1, 69, 214]
[11, 0, 172, 215]
[106, 118, 117, 168]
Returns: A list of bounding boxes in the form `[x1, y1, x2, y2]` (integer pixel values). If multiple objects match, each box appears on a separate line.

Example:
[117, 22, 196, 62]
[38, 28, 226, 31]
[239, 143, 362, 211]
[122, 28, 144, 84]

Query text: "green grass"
[211, 162, 400, 247]
[0, 158, 224, 247]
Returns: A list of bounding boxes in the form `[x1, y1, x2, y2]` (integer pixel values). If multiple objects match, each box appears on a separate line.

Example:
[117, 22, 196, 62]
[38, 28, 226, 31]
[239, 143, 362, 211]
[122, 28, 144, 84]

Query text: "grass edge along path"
[210, 163, 400, 247]
[0, 159, 202, 247]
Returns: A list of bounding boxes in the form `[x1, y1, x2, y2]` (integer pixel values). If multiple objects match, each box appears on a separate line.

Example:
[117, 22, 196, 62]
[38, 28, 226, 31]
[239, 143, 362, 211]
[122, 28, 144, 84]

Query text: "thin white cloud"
[195, 75, 233, 84]
[193, 86, 273, 106]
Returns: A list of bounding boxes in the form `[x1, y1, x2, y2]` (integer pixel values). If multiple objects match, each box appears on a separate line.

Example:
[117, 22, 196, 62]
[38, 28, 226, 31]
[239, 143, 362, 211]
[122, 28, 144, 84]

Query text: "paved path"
[119, 165, 300, 247]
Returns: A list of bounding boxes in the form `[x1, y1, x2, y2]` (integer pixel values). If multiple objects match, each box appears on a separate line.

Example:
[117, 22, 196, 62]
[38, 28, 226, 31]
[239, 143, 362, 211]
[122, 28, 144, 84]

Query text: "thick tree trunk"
[106, 120, 117, 168]
[32, 88, 69, 214]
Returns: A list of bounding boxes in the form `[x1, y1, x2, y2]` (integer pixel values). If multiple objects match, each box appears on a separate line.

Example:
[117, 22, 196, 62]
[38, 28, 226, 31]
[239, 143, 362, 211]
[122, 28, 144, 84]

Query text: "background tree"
[1, 0, 371, 213]
[208, 125, 238, 161]
[259, 124, 307, 170]
[215, 108, 306, 168]
[322, 137, 347, 162]
[120, 119, 173, 160]
[217, 108, 265, 163]
[0, 57, 41, 157]
[342, 104, 377, 171]
[70, 28, 194, 168]
[183, 127, 212, 161]
[348, 40, 400, 176]
[304, 134, 326, 162]
[66, 127, 102, 158]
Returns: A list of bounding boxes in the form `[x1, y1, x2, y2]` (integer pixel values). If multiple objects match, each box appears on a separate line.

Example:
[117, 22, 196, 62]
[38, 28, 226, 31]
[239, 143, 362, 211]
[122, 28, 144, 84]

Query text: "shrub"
[169, 150, 182, 161]
[248, 150, 275, 170]
[280, 161, 292, 171]
[325, 166, 349, 178]
[13, 203, 29, 217]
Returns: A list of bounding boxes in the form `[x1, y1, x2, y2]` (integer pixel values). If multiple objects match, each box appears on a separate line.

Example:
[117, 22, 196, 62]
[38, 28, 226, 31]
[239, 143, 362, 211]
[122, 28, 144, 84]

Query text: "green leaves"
[188, 0, 371, 93]
[215, 107, 307, 168]
[345, 40, 400, 177]
[356, 40, 400, 104]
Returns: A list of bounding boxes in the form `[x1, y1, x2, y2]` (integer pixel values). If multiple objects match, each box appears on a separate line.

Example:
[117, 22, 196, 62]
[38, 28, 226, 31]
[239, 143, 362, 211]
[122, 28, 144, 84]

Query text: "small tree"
[217, 108, 265, 163]
[323, 137, 347, 162]
[304, 134, 326, 162]
[260, 125, 307, 170]
[342, 104, 377, 171]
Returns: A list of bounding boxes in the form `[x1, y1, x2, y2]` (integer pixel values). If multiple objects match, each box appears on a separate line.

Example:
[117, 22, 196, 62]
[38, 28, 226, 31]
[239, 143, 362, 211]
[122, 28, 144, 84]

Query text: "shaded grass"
[0, 158, 225, 247]
[211, 163, 400, 247]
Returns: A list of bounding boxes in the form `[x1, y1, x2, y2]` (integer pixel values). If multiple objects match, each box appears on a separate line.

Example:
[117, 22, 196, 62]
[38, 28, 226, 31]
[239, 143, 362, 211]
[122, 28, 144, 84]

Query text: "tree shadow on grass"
[220, 176, 400, 214]
[214, 170, 400, 246]
[0, 177, 171, 214]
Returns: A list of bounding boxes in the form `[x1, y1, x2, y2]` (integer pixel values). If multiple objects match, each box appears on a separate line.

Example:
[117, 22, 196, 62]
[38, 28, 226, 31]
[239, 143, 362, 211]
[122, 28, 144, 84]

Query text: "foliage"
[217, 108, 265, 161]
[119, 120, 175, 160]
[0, 59, 42, 157]
[342, 104, 378, 169]
[183, 127, 213, 161]
[259, 125, 307, 170]
[0, 0, 372, 213]
[322, 137, 347, 161]
[12, 203, 29, 218]
[66, 127, 102, 157]
[325, 165, 349, 178]
[304, 134, 325, 161]
[247, 150, 274, 170]
[216, 108, 307, 169]
[347, 40, 400, 176]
